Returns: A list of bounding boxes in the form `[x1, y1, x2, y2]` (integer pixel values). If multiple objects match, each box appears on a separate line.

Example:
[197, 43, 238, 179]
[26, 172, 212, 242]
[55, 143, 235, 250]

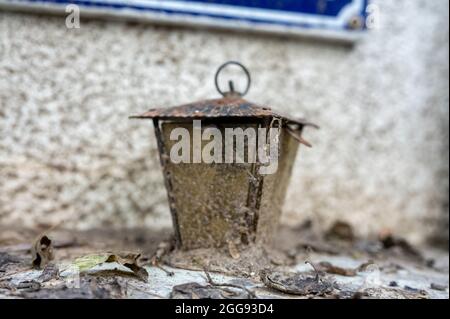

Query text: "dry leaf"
[317, 261, 357, 277]
[37, 263, 60, 283]
[204, 270, 256, 299]
[317, 261, 377, 277]
[171, 283, 226, 299]
[152, 241, 174, 262]
[325, 221, 355, 241]
[260, 270, 334, 296]
[0, 252, 23, 270]
[361, 287, 429, 299]
[171, 282, 251, 299]
[105, 253, 149, 282]
[31, 235, 54, 269]
[379, 233, 423, 260]
[430, 283, 447, 291]
[357, 260, 377, 272]
[227, 241, 240, 260]
[73, 252, 148, 282]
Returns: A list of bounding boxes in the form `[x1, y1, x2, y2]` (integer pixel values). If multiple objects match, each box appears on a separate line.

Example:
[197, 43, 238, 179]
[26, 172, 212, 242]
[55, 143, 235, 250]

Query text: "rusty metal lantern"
[131, 62, 317, 250]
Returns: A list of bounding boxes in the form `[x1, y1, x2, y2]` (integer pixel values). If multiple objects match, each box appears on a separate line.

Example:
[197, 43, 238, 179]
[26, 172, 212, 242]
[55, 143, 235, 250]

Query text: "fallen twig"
[203, 269, 257, 299]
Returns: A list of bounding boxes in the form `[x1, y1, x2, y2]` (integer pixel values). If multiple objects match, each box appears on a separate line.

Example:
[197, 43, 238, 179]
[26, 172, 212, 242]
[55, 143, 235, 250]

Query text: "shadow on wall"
[430, 110, 449, 249]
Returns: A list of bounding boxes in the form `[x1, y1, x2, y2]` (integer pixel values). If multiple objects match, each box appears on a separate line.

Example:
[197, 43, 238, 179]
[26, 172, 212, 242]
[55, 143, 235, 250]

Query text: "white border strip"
[0, 0, 366, 43]
[71, 0, 365, 27]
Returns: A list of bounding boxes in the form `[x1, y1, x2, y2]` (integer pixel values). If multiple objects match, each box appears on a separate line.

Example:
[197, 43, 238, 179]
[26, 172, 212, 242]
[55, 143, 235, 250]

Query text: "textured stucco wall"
[0, 0, 448, 244]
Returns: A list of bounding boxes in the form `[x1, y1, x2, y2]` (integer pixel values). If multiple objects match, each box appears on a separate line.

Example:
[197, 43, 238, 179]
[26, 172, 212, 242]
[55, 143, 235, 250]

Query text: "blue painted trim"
[4, 0, 370, 32]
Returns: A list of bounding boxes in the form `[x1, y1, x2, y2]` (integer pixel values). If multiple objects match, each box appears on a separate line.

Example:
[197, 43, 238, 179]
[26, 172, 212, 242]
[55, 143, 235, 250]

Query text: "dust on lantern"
[131, 62, 317, 251]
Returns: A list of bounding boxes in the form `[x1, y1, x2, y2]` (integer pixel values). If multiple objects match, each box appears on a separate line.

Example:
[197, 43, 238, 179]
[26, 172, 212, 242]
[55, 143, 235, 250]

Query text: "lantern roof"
[130, 96, 318, 129]
[131, 61, 318, 135]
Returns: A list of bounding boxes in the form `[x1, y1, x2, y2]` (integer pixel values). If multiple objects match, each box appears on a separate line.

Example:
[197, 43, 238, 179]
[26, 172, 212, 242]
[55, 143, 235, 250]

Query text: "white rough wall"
[0, 0, 448, 244]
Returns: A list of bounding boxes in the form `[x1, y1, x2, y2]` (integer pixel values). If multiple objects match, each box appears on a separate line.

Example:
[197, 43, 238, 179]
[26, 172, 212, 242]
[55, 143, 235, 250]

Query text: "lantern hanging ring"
[214, 61, 251, 97]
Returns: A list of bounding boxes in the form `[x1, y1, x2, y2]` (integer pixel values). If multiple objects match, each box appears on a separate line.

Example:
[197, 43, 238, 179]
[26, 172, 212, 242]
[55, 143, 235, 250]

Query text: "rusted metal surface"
[131, 97, 318, 249]
[130, 62, 318, 250]
[257, 128, 299, 245]
[214, 61, 251, 97]
[152, 120, 304, 250]
[152, 119, 182, 247]
[130, 96, 318, 130]
[160, 122, 258, 249]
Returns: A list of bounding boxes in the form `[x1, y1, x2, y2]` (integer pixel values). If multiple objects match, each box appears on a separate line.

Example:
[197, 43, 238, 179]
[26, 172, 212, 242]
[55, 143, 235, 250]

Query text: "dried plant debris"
[403, 285, 428, 296]
[19, 278, 117, 299]
[171, 282, 251, 299]
[317, 261, 358, 277]
[37, 263, 60, 283]
[430, 283, 447, 291]
[331, 290, 362, 299]
[20, 286, 94, 299]
[379, 233, 423, 260]
[0, 252, 24, 270]
[325, 221, 355, 241]
[170, 268, 256, 299]
[296, 241, 340, 255]
[86, 277, 124, 299]
[204, 270, 256, 299]
[31, 235, 54, 269]
[317, 261, 376, 277]
[379, 262, 405, 274]
[227, 241, 241, 260]
[166, 245, 273, 278]
[334, 285, 431, 299]
[20, 281, 110, 299]
[151, 241, 175, 264]
[268, 249, 296, 266]
[149, 241, 175, 276]
[260, 269, 335, 297]
[171, 283, 226, 299]
[73, 252, 148, 282]
[360, 287, 429, 299]
[389, 281, 399, 287]
[16, 280, 41, 293]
